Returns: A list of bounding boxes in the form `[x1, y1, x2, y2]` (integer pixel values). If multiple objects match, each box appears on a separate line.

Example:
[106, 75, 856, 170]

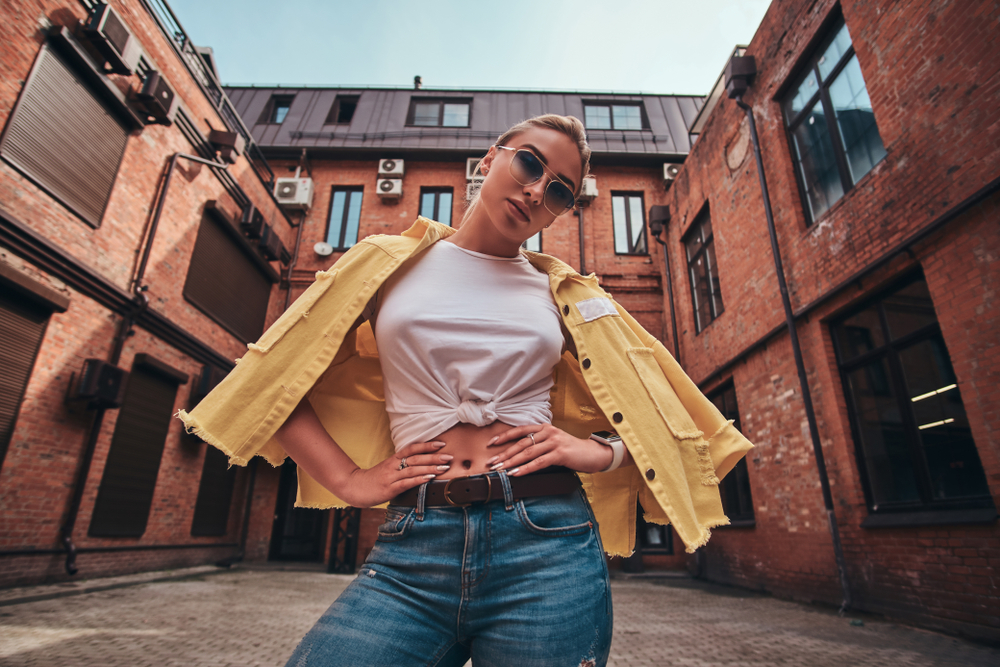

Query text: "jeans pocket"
[376, 505, 415, 542]
[515, 493, 593, 537]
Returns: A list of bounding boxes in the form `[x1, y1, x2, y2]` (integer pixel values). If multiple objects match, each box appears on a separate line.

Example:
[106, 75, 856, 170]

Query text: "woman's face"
[478, 126, 582, 245]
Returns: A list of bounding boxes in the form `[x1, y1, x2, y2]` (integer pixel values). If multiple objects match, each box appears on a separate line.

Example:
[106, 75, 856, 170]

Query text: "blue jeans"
[285, 472, 613, 666]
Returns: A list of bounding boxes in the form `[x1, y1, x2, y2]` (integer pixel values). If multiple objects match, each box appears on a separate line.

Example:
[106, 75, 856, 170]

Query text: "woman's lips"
[507, 198, 530, 222]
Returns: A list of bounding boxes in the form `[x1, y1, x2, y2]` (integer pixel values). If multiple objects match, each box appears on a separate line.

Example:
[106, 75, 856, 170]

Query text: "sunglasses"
[494, 146, 577, 216]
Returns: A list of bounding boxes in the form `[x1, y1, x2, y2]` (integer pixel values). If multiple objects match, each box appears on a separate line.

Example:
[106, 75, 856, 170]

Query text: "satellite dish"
[314, 241, 334, 256]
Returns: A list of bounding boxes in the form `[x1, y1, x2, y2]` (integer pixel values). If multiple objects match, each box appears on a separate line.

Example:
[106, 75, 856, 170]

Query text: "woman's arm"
[486, 424, 633, 476]
[274, 398, 453, 507]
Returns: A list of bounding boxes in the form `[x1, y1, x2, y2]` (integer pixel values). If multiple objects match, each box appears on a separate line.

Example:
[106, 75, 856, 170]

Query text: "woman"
[179, 115, 752, 666]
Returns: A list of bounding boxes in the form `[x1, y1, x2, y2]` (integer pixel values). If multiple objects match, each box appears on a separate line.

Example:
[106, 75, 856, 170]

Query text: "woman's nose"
[523, 178, 547, 205]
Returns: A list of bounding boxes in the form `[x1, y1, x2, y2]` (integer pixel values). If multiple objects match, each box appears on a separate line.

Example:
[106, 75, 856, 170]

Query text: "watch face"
[592, 430, 621, 443]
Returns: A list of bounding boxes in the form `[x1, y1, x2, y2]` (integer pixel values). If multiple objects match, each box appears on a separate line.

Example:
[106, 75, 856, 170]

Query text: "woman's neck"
[446, 208, 523, 258]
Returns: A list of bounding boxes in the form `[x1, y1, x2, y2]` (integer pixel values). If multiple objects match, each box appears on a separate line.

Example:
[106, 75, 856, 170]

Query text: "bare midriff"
[429, 421, 526, 480]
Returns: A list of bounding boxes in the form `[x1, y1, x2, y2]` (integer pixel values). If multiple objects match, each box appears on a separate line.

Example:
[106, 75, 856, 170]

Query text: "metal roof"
[225, 86, 704, 160]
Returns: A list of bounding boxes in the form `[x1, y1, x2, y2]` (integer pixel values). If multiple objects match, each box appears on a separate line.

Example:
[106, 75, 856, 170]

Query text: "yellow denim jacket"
[178, 218, 753, 555]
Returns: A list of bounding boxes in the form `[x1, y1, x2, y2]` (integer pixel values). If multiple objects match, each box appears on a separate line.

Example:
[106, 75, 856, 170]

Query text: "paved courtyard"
[0, 565, 997, 666]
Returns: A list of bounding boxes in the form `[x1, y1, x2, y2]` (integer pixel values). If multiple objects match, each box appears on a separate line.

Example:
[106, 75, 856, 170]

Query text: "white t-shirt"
[374, 241, 564, 450]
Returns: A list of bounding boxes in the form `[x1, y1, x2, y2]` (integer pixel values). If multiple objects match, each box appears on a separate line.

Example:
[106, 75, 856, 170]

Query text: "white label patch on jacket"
[575, 297, 619, 322]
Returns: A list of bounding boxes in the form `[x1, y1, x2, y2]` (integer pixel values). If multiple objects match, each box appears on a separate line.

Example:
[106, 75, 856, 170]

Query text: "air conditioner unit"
[69, 359, 128, 409]
[466, 181, 482, 202]
[83, 4, 143, 75]
[209, 130, 246, 164]
[137, 71, 178, 125]
[378, 159, 405, 178]
[274, 177, 314, 210]
[663, 163, 681, 184]
[259, 225, 283, 262]
[377, 178, 402, 200]
[240, 205, 265, 238]
[466, 157, 484, 180]
[579, 176, 598, 201]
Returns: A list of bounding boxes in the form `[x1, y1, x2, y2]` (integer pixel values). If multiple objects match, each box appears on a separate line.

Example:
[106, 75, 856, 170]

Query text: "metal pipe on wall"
[649, 206, 681, 362]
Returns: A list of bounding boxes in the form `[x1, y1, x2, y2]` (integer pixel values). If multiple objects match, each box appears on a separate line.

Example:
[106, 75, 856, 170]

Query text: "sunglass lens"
[545, 182, 576, 212]
[511, 150, 544, 185]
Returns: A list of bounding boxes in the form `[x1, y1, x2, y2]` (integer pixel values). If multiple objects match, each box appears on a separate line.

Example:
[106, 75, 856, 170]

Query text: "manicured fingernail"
[488, 436, 498, 445]
[490, 462, 504, 471]
[509, 468, 520, 476]
[433, 442, 447, 448]
[424, 474, 437, 479]
[486, 456, 499, 465]
[441, 455, 454, 461]
[437, 465, 450, 471]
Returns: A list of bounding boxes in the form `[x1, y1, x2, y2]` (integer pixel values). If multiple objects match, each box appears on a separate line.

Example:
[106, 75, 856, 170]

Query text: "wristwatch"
[590, 431, 625, 473]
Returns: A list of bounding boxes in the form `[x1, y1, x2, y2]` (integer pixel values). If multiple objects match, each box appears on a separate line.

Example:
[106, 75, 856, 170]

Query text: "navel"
[462, 460, 472, 470]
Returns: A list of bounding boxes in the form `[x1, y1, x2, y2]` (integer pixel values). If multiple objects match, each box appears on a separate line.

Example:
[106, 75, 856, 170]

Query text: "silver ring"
[397, 457, 408, 470]
[528, 433, 536, 446]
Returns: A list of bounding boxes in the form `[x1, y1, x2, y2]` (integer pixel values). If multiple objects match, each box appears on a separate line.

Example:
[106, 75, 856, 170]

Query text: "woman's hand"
[336, 441, 452, 507]
[486, 424, 628, 476]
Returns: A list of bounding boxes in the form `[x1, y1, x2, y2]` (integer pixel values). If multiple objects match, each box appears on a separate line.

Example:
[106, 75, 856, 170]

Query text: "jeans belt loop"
[416, 482, 428, 520]
[498, 470, 514, 511]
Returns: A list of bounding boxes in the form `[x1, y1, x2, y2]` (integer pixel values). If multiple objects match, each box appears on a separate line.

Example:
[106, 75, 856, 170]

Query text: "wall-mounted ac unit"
[68, 359, 128, 409]
[466, 157, 484, 180]
[240, 205, 265, 238]
[663, 163, 681, 185]
[466, 181, 482, 202]
[137, 71, 178, 125]
[83, 4, 143, 75]
[274, 177, 314, 210]
[579, 176, 598, 201]
[377, 178, 402, 200]
[259, 225, 284, 261]
[209, 130, 246, 164]
[378, 159, 405, 178]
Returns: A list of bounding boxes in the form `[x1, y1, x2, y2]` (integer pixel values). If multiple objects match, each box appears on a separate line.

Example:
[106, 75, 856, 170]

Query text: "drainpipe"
[726, 56, 852, 612]
[575, 207, 587, 276]
[61, 152, 228, 575]
[284, 150, 308, 310]
[648, 206, 681, 362]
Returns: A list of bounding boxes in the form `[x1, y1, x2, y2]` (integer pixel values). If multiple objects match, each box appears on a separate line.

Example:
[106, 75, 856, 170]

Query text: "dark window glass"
[0, 291, 50, 469]
[583, 103, 645, 130]
[408, 99, 470, 127]
[683, 210, 724, 333]
[88, 360, 184, 537]
[327, 187, 364, 249]
[833, 275, 990, 514]
[709, 383, 755, 523]
[189, 365, 236, 536]
[0, 43, 129, 228]
[260, 95, 294, 124]
[783, 17, 886, 222]
[183, 211, 273, 343]
[419, 188, 453, 227]
[611, 192, 647, 255]
[326, 95, 359, 125]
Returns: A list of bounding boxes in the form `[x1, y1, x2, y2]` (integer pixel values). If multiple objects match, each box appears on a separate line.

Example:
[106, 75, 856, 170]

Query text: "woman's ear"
[479, 146, 497, 176]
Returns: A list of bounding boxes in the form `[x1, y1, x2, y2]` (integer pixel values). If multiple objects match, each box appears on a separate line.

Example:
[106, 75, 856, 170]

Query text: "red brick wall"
[661, 0, 1000, 640]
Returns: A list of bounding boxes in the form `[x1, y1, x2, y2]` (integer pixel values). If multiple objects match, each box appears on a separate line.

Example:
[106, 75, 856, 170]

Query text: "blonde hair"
[462, 114, 591, 224]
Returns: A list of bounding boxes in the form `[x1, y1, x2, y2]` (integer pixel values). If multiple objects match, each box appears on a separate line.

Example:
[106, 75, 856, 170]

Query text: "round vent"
[278, 182, 297, 197]
[382, 160, 396, 172]
[380, 180, 395, 192]
[314, 241, 334, 256]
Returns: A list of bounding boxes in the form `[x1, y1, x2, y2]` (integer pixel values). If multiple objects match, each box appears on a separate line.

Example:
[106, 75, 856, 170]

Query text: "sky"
[168, 0, 773, 95]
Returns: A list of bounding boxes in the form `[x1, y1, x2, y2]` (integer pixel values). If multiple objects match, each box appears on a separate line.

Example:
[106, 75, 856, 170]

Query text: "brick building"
[657, 0, 999, 643]
[0, 0, 295, 586]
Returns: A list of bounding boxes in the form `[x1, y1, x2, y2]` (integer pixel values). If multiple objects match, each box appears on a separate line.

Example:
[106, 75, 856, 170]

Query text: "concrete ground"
[0, 565, 997, 666]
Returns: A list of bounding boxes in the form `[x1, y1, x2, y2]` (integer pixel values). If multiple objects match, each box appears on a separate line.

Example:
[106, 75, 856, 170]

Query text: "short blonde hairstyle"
[463, 114, 591, 224]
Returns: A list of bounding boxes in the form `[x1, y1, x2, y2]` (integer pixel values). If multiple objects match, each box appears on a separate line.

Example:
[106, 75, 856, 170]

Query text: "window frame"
[682, 209, 724, 333]
[781, 14, 886, 224]
[325, 95, 359, 125]
[418, 187, 454, 226]
[707, 381, 755, 526]
[325, 186, 365, 250]
[259, 94, 295, 125]
[611, 191, 648, 256]
[582, 101, 648, 131]
[831, 273, 993, 520]
[405, 98, 472, 128]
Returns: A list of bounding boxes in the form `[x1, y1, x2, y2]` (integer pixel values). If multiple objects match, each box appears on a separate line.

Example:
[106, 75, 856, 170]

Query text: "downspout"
[576, 207, 587, 276]
[284, 150, 308, 311]
[726, 56, 851, 612]
[649, 206, 681, 362]
[61, 152, 228, 575]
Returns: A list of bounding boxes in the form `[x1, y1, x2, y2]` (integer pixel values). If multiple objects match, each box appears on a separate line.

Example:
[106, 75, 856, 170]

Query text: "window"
[89, 355, 187, 537]
[782, 16, 886, 222]
[327, 187, 364, 249]
[0, 292, 50, 468]
[0, 43, 130, 228]
[612, 192, 647, 255]
[419, 187, 453, 226]
[683, 209, 724, 333]
[709, 382, 755, 524]
[183, 207, 275, 343]
[326, 95, 358, 125]
[260, 95, 294, 124]
[407, 99, 470, 127]
[583, 102, 645, 130]
[832, 275, 990, 515]
[522, 232, 541, 253]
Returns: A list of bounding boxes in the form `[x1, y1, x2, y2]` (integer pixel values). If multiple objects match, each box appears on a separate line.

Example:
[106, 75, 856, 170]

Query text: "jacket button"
[613, 412, 623, 423]
[562, 305, 570, 316]
[646, 468, 655, 481]
[582, 358, 591, 369]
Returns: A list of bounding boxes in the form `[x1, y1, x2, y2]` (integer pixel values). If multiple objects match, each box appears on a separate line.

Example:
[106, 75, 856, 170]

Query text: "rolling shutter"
[0, 292, 50, 469]
[190, 446, 237, 536]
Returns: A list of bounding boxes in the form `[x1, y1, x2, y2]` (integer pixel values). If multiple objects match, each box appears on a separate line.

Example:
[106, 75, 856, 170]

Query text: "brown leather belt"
[391, 467, 580, 508]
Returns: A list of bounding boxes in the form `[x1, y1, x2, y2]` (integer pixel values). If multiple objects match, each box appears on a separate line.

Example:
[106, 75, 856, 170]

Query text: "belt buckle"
[443, 474, 492, 508]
